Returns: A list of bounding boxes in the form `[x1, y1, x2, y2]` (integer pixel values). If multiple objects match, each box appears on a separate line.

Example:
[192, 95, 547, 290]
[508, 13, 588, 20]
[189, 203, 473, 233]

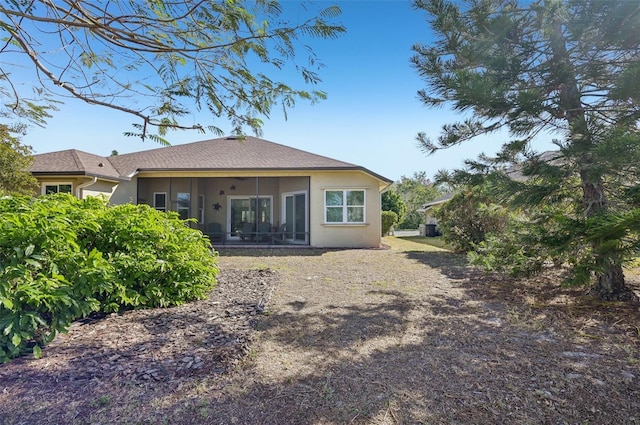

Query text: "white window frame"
[324, 189, 366, 224]
[42, 182, 73, 196]
[153, 192, 167, 212]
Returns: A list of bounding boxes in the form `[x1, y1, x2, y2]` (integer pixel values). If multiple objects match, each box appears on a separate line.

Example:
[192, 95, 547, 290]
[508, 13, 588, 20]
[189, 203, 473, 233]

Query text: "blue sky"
[21, 0, 550, 182]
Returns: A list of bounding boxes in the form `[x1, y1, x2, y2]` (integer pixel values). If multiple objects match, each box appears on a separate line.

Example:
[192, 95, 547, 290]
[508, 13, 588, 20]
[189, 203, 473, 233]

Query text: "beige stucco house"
[30, 136, 392, 248]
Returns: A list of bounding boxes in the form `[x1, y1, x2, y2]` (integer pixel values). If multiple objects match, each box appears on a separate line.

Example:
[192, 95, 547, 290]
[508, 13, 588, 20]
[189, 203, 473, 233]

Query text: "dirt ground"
[1, 237, 639, 424]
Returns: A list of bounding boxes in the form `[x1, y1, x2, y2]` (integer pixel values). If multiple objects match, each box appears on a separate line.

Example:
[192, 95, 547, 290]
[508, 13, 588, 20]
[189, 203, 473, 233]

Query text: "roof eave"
[32, 171, 127, 183]
[135, 166, 393, 183]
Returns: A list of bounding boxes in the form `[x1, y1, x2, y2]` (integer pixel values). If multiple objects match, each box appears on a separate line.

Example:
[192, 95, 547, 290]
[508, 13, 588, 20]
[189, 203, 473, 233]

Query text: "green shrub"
[0, 195, 111, 361]
[91, 204, 218, 311]
[381, 190, 406, 223]
[397, 210, 423, 230]
[434, 186, 510, 253]
[0, 194, 217, 362]
[381, 210, 398, 236]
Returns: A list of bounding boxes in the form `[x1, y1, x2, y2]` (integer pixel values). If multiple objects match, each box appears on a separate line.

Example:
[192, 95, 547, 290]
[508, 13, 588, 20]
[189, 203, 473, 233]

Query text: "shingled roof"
[31, 149, 122, 180]
[32, 136, 392, 183]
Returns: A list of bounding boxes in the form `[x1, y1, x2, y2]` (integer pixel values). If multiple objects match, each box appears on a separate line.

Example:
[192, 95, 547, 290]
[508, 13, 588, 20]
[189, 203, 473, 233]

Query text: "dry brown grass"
[1, 236, 639, 424]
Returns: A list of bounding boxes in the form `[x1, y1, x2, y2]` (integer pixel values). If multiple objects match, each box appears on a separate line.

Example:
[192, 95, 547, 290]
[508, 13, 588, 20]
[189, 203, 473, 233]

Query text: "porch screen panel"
[252, 198, 271, 224]
[230, 198, 251, 235]
[177, 192, 190, 220]
[285, 195, 294, 239]
[295, 193, 306, 241]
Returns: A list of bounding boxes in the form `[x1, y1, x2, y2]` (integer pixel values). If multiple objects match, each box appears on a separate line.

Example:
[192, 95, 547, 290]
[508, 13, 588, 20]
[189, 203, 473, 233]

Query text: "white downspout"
[76, 177, 97, 199]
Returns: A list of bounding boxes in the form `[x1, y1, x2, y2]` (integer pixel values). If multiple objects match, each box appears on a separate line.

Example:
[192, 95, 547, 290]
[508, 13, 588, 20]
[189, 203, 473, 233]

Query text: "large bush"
[91, 203, 218, 312]
[434, 186, 510, 253]
[381, 210, 398, 236]
[0, 194, 217, 362]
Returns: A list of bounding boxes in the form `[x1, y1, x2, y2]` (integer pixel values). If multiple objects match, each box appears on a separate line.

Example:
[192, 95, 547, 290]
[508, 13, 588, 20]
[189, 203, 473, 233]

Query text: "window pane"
[257, 198, 271, 223]
[325, 191, 344, 206]
[59, 184, 72, 194]
[45, 185, 58, 194]
[347, 207, 364, 223]
[346, 190, 364, 206]
[326, 207, 343, 222]
[154, 193, 166, 208]
[177, 193, 190, 208]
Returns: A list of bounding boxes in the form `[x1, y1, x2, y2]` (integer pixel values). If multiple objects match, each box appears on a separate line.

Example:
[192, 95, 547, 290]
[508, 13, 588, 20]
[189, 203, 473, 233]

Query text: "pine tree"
[412, 0, 640, 300]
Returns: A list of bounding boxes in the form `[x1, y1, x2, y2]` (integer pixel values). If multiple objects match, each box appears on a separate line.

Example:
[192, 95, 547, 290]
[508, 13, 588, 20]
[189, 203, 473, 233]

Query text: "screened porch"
[136, 176, 310, 246]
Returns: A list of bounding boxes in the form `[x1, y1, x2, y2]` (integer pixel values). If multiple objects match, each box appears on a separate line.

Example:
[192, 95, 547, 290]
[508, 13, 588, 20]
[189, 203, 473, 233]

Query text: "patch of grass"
[372, 280, 391, 289]
[383, 236, 451, 252]
[93, 394, 112, 407]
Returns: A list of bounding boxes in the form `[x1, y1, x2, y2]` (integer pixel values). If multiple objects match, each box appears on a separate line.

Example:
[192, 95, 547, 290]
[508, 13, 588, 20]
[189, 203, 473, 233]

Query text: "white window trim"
[324, 189, 366, 224]
[41, 182, 73, 196]
[153, 192, 167, 212]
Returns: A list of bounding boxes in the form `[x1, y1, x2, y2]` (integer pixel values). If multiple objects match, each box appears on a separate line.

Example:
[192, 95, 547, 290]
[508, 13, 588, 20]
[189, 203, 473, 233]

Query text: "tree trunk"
[592, 258, 635, 301]
[549, 17, 632, 301]
[579, 170, 633, 300]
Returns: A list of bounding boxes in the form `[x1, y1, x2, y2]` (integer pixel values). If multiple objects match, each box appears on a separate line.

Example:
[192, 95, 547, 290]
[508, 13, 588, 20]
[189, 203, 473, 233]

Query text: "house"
[417, 192, 453, 236]
[30, 136, 392, 248]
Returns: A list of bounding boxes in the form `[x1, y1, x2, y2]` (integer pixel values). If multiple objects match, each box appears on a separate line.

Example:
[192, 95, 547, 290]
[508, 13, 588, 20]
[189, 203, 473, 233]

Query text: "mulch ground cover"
[1, 239, 639, 424]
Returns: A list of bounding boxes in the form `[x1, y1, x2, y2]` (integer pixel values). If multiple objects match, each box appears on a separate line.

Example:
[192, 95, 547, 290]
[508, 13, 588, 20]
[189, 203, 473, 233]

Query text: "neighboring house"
[414, 151, 562, 237]
[417, 192, 453, 236]
[30, 136, 392, 248]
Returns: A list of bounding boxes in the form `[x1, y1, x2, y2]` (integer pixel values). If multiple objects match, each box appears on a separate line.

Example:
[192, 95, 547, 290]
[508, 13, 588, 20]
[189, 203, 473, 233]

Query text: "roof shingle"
[32, 136, 391, 183]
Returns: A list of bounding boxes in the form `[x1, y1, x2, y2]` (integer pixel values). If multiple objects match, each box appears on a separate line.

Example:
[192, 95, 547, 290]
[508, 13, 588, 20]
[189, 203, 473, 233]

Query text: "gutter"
[76, 176, 98, 198]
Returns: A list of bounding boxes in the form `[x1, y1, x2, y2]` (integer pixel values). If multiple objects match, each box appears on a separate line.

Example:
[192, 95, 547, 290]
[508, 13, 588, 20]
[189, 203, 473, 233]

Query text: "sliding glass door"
[228, 196, 272, 240]
[283, 191, 307, 243]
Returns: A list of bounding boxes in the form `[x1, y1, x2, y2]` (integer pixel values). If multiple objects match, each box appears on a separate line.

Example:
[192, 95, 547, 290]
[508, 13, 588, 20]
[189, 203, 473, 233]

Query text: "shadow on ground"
[403, 249, 471, 279]
[2, 254, 640, 425]
[216, 248, 338, 257]
[132, 291, 638, 424]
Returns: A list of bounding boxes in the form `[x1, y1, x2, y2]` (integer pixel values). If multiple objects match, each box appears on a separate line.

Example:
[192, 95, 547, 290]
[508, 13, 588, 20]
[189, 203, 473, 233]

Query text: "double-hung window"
[325, 189, 365, 224]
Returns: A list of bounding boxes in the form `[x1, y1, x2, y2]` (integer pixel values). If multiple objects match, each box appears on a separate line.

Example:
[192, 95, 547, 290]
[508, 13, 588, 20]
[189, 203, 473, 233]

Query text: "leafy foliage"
[381, 189, 406, 224]
[434, 184, 510, 253]
[91, 204, 218, 312]
[0, 1, 345, 140]
[412, 0, 640, 300]
[394, 172, 444, 229]
[0, 124, 38, 195]
[0, 194, 217, 362]
[381, 210, 398, 236]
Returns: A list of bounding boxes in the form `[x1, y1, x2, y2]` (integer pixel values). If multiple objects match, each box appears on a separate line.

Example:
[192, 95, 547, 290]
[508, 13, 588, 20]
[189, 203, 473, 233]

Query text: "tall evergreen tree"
[412, 0, 640, 300]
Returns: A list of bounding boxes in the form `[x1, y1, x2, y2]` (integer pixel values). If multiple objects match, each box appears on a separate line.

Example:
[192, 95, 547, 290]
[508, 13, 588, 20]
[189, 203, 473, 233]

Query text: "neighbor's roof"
[504, 150, 564, 181]
[30, 149, 122, 181]
[32, 136, 392, 183]
[418, 192, 454, 211]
